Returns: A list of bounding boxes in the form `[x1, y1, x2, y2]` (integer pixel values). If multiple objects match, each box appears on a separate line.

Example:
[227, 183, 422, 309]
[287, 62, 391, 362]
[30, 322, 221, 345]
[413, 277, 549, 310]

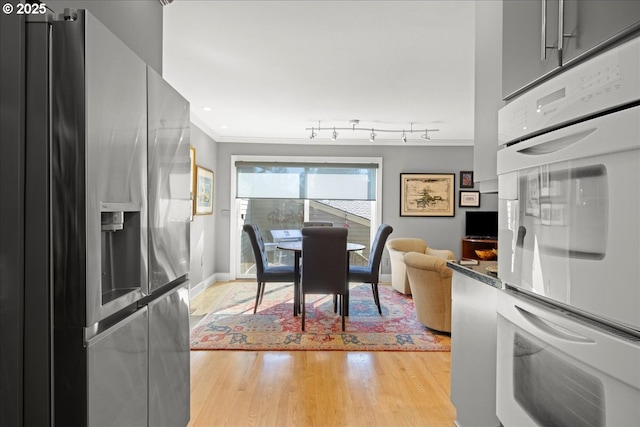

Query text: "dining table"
[277, 240, 365, 317]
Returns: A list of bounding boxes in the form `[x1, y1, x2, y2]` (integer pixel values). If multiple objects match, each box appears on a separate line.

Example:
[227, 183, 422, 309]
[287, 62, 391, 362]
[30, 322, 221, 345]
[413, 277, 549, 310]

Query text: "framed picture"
[190, 146, 197, 215]
[195, 166, 214, 215]
[460, 171, 474, 188]
[400, 173, 455, 217]
[459, 191, 481, 207]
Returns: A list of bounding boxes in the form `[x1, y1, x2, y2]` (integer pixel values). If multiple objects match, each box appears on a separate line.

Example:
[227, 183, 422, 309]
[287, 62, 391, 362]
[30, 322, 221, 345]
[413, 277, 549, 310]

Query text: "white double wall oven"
[496, 36, 640, 426]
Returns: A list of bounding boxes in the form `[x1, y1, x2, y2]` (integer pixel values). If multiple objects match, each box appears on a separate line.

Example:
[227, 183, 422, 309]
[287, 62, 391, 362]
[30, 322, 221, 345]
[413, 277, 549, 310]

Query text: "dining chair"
[300, 227, 348, 331]
[302, 221, 334, 227]
[348, 224, 393, 315]
[242, 224, 296, 314]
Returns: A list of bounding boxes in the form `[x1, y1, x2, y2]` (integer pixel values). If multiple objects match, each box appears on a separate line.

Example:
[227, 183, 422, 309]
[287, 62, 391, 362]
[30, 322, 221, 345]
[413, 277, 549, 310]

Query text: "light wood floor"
[188, 282, 456, 427]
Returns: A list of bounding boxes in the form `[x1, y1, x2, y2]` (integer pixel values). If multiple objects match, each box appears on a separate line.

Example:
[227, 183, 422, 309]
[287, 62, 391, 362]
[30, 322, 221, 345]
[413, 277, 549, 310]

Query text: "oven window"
[513, 331, 605, 427]
[518, 164, 608, 260]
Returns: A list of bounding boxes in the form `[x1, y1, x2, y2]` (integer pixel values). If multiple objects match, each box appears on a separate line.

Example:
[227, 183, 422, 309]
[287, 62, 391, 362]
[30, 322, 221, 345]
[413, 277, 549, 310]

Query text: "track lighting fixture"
[305, 120, 439, 142]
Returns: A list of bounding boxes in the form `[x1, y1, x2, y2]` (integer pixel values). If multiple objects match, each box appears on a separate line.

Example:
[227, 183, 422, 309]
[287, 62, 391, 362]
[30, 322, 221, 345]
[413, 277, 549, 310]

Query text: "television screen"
[465, 211, 498, 239]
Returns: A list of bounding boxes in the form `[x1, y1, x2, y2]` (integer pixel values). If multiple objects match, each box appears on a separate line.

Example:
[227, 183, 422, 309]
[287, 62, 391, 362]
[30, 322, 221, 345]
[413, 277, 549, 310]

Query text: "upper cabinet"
[473, 1, 502, 192]
[502, 0, 640, 99]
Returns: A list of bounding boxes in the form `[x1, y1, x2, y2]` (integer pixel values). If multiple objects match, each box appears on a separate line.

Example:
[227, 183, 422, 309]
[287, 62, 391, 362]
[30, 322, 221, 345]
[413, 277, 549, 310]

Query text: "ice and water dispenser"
[100, 202, 142, 305]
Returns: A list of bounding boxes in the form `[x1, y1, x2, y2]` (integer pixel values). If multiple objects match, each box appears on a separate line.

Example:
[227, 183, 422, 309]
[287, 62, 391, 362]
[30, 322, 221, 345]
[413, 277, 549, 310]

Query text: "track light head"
[369, 129, 376, 142]
[421, 130, 430, 140]
[401, 131, 407, 143]
[331, 128, 338, 141]
[309, 127, 316, 139]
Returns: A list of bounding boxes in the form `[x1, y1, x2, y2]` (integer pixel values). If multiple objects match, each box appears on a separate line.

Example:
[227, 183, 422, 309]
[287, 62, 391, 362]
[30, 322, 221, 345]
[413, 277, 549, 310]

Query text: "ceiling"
[162, 1, 476, 145]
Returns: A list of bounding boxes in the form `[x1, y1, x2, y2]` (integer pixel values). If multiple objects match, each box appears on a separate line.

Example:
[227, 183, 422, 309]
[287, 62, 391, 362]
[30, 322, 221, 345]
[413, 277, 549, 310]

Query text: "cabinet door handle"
[558, 0, 564, 52]
[541, 0, 548, 60]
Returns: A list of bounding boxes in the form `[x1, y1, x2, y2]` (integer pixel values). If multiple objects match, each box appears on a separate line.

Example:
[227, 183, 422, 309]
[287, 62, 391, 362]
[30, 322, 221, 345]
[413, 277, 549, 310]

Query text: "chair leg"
[253, 282, 264, 314]
[301, 293, 306, 331]
[333, 294, 338, 313]
[340, 294, 345, 331]
[371, 282, 382, 315]
[258, 282, 266, 306]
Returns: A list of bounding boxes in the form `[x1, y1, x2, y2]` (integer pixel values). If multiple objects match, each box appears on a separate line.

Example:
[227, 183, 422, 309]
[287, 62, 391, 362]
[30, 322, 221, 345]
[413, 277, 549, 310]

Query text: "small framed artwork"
[400, 173, 455, 217]
[190, 147, 197, 215]
[195, 166, 214, 215]
[460, 171, 474, 188]
[459, 191, 481, 208]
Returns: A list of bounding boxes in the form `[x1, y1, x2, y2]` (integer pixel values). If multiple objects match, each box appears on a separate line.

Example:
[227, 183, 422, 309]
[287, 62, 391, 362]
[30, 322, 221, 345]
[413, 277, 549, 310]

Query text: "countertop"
[447, 260, 502, 289]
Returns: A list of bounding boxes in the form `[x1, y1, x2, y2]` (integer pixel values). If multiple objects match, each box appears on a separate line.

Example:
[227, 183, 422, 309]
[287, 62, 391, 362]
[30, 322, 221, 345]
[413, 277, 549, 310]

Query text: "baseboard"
[189, 272, 230, 300]
[190, 272, 385, 300]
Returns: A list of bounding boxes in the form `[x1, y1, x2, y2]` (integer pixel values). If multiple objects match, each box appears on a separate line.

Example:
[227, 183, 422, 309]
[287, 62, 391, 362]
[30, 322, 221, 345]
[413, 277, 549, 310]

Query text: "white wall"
[189, 124, 218, 297]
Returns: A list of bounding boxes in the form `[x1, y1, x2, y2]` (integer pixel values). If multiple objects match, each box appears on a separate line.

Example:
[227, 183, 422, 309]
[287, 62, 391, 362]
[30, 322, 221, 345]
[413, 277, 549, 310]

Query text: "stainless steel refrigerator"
[0, 9, 191, 427]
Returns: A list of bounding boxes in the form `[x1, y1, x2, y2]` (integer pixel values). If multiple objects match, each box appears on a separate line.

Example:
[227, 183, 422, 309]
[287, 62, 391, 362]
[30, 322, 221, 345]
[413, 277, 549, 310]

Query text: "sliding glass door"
[232, 156, 382, 279]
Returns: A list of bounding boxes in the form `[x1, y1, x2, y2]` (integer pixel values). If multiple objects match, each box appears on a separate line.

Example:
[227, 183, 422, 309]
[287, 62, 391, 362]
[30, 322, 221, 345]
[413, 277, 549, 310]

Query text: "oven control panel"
[499, 36, 640, 146]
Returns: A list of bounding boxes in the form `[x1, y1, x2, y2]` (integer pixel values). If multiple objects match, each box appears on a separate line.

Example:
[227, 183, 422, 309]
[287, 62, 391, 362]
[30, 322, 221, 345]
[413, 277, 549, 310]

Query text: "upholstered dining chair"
[300, 227, 348, 331]
[242, 224, 296, 314]
[302, 221, 334, 227]
[348, 224, 393, 315]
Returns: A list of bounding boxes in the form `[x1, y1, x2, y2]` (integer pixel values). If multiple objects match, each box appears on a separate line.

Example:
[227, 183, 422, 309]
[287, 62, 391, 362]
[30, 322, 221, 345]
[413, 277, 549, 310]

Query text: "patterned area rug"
[190, 282, 451, 351]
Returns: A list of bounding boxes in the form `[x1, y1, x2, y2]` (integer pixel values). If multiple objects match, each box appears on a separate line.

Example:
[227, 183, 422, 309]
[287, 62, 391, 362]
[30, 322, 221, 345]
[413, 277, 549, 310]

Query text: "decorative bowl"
[475, 249, 497, 260]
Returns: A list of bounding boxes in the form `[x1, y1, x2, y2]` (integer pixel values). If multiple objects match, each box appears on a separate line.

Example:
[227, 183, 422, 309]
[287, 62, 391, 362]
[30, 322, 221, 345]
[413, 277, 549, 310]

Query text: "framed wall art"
[195, 166, 214, 215]
[400, 173, 455, 217]
[459, 190, 481, 208]
[190, 146, 197, 215]
[460, 171, 474, 188]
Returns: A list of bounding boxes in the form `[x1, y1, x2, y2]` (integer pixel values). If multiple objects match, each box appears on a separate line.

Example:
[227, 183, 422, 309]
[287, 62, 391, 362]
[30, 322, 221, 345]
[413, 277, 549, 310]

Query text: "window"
[231, 156, 382, 279]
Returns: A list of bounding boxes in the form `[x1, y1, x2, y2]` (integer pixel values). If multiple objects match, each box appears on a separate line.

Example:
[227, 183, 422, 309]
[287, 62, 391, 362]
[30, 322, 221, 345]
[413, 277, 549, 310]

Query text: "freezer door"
[147, 66, 191, 292]
[51, 10, 148, 327]
[148, 282, 191, 427]
[87, 307, 148, 427]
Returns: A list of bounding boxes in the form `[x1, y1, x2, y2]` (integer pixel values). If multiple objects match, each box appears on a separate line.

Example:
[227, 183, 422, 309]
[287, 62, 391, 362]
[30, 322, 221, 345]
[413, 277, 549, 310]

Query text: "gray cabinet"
[503, 0, 561, 100]
[502, 0, 640, 99]
[473, 0, 503, 191]
[450, 269, 500, 427]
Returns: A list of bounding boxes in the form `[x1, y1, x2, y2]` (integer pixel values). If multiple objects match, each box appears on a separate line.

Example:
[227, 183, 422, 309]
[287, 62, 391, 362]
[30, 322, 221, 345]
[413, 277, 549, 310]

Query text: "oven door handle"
[516, 305, 595, 343]
[516, 128, 596, 155]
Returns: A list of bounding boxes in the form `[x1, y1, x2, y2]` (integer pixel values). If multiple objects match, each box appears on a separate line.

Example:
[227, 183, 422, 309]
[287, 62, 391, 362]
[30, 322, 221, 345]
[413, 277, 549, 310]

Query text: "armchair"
[403, 252, 453, 333]
[386, 238, 454, 295]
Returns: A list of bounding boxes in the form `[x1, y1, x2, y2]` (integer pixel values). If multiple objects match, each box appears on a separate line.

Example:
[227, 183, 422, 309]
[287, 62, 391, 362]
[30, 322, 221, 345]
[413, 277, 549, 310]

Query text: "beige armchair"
[385, 238, 454, 295]
[403, 252, 453, 333]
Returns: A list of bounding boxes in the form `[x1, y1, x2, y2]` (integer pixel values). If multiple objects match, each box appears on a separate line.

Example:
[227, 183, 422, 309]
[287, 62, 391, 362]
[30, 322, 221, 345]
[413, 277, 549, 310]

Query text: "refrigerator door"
[86, 307, 148, 427]
[148, 281, 191, 427]
[51, 10, 148, 327]
[147, 66, 191, 293]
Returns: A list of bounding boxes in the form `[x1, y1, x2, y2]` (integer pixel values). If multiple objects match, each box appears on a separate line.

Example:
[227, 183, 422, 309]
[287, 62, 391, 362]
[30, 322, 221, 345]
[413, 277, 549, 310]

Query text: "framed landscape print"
[459, 191, 481, 207]
[196, 166, 214, 215]
[400, 173, 455, 217]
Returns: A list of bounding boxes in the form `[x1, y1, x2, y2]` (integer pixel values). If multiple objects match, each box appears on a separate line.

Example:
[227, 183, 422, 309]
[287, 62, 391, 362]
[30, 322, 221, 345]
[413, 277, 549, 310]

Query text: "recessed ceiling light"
[220, 125, 228, 129]
[202, 106, 212, 112]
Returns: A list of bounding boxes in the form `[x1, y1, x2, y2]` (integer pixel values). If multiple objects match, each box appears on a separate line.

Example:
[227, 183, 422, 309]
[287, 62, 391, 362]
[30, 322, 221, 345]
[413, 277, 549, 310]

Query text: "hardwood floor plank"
[188, 282, 456, 427]
[188, 351, 455, 427]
